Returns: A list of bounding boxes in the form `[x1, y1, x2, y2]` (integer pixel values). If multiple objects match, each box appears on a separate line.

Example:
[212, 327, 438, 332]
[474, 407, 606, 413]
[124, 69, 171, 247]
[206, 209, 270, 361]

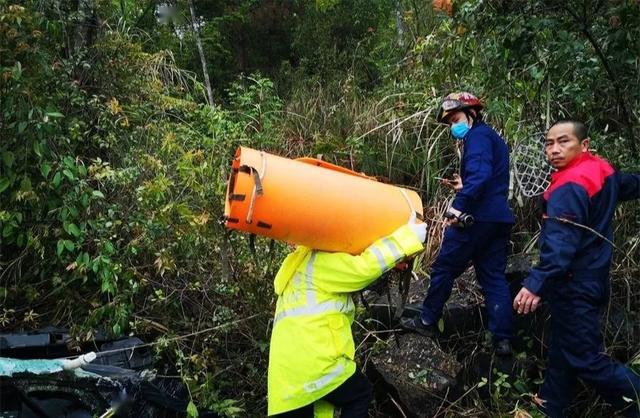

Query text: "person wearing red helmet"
[402, 92, 515, 355]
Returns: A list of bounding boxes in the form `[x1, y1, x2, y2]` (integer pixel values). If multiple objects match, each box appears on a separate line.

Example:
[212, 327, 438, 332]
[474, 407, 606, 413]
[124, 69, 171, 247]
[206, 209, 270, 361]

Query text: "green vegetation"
[1, 0, 639, 416]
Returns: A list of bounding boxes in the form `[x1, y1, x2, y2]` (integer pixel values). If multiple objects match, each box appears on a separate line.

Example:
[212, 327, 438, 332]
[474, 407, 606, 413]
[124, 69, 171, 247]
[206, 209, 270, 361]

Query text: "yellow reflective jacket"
[267, 224, 424, 416]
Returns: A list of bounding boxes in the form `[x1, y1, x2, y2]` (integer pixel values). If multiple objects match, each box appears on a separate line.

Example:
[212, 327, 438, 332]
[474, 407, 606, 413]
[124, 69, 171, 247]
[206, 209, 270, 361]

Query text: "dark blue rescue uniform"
[523, 151, 640, 417]
[421, 121, 515, 340]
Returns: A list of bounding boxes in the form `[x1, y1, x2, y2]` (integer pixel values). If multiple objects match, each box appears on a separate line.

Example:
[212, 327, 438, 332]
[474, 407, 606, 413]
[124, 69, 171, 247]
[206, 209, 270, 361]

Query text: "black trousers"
[539, 273, 640, 417]
[273, 368, 373, 418]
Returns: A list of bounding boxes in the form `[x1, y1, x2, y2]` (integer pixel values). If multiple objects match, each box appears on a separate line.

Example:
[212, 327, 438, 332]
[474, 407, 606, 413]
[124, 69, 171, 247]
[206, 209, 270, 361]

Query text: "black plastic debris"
[0, 328, 219, 418]
[92, 338, 154, 371]
[0, 327, 72, 359]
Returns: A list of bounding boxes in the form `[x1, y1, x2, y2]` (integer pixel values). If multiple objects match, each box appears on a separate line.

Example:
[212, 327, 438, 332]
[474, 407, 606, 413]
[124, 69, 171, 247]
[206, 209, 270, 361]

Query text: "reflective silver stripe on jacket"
[303, 362, 345, 393]
[381, 238, 401, 262]
[370, 246, 387, 271]
[274, 298, 352, 324]
[274, 252, 355, 325]
[305, 252, 317, 305]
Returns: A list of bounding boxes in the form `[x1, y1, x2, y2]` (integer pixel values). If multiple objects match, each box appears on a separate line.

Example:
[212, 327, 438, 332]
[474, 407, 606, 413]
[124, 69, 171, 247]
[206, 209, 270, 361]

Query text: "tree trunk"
[73, 0, 97, 53]
[187, 0, 215, 107]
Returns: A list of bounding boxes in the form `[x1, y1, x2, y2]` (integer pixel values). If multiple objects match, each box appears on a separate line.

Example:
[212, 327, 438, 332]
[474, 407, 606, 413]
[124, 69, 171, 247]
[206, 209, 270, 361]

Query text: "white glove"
[408, 212, 427, 242]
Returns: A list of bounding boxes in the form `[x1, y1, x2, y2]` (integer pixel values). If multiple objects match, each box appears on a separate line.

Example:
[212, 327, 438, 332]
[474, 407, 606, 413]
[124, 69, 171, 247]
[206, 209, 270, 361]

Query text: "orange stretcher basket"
[224, 147, 423, 254]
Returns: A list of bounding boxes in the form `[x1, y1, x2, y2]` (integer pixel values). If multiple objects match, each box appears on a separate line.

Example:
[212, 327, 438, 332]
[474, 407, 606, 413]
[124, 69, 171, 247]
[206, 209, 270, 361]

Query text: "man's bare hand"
[445, 217, 459, 226]
[442, 173, 463, 191]
[443, 207, 461, 226]
[513, 287, 541, 315]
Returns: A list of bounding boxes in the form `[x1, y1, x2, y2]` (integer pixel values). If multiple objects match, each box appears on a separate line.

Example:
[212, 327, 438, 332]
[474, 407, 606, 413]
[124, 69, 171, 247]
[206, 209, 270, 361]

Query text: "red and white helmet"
[436, 92, 483, 123]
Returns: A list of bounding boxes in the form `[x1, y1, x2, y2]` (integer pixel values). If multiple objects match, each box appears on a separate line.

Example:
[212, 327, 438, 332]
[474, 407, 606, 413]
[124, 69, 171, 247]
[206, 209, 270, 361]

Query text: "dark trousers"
[539, 272, 640, 417]
[420, 222, 513, 340]
[273, 368, 373, 418]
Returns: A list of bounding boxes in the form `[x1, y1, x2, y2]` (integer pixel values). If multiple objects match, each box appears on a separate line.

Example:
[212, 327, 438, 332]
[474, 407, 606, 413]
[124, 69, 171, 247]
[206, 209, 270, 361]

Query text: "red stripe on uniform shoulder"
[543, 153, 614, 200]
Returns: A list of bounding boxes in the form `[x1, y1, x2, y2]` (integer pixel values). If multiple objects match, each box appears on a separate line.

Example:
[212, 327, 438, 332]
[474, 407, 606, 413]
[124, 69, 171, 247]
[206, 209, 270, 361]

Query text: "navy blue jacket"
[452, 121, 514, 223]
[523, 152, 640, 294]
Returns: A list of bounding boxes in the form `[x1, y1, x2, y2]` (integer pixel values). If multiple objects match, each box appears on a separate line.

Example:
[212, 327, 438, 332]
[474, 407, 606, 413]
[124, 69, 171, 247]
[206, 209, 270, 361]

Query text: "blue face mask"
[451, 122, 470, 140]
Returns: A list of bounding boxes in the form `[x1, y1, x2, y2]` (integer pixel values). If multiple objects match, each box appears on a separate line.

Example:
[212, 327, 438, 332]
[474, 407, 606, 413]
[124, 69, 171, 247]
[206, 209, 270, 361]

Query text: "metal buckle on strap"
[240, 151, 267, 224]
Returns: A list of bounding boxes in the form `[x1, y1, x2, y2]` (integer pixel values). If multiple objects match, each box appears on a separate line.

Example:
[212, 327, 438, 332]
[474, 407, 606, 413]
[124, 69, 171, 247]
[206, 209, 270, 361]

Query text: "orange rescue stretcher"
[224, 146, 423, 255]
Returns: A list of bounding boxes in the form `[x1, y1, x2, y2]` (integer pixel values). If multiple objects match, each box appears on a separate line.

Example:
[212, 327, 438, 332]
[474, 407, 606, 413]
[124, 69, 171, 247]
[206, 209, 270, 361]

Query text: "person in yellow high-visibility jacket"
[268, 217, 426, 417]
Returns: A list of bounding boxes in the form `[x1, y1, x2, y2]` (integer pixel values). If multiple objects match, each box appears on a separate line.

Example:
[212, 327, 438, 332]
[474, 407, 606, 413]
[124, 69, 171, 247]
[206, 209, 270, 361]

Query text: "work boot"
[399, 316, 437, 338]
[494, 338, 513, 356]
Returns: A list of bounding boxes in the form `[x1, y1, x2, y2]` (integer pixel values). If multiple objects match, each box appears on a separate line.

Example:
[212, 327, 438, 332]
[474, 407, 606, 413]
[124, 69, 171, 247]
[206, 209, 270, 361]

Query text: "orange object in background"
[224, 147, 424, 255]
[433, 0, 453, 16]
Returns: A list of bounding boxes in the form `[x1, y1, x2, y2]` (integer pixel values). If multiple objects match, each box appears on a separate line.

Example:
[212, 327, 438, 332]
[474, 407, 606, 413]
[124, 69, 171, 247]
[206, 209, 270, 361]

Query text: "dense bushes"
[0, 3, 285, 414]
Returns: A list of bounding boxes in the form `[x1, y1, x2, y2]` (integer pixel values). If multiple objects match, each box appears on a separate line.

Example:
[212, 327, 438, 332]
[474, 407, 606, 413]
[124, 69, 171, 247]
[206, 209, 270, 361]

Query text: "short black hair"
[462, 108, 483, 125]
[551, 119, 589, 141]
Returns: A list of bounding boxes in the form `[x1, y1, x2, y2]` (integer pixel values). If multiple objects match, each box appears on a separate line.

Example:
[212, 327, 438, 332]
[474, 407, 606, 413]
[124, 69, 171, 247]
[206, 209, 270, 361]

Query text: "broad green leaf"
[186, 401, 198, 418]
[0, 178, 11, 193]
[57, 240, 64, 256]
[40, 163, 51, 178]
[514, 381, 527, 393]
[12, 61, 22, 79]
[68, 223, 81, 237]
[64, 240, 75, 251]
[63, 169, 74, 180]
[2, 151, 15, 168]
[19, 177, 32, 192]
[33, 141, 43, 158]
[2, 224, 13, 238]
[92, 190, 105, 199]
[104, 241, 115, 255]
[52, 172, 62, 188]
